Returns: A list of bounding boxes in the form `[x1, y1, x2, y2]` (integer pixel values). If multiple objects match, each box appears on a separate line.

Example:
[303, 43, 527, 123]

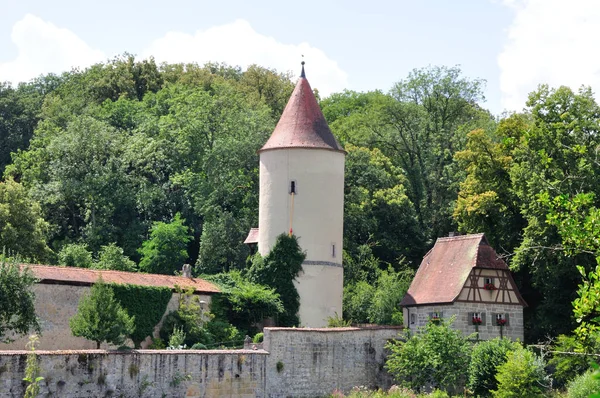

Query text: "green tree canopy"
[138, 213, 192, 275]
[0, 258, 40, 343]
[0, 179, 51, 262]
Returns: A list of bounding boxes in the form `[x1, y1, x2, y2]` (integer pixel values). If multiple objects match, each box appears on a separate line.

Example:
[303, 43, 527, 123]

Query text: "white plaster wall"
[404, 303, 524, 341]
[294, 264, 343, 327]
[258, 148, 345, 327]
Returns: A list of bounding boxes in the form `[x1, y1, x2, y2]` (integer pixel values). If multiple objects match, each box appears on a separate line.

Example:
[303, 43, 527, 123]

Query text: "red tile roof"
[400, 233, 522, 306]
[21, 264, 219, 294]
[244, 228, 259, 244]
[259, 67, 345, 153]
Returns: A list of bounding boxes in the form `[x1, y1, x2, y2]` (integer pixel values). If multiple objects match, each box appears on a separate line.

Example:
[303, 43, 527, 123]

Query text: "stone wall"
[263, 326, 403, 397]
[404, 302, 524, 341]
[0, 326, 404, 397]
[0, 284, 212, 351]
[0, 349, 267, 398]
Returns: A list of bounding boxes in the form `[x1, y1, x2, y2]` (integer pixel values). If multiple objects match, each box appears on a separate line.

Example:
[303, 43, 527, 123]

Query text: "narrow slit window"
[332, 243, 336, 258]
[290, 180, 297, 194]
[410, 314, 416, 324]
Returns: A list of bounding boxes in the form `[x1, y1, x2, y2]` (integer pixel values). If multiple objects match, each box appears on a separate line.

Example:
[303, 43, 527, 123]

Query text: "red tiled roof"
[244, 228, 259, 244]
[400, 233, 517, 306]
[21, 264, 219, 294]
[259, 68, 345, 153]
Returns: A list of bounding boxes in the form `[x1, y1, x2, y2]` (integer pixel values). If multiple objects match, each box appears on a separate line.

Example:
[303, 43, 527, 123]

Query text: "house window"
[289, 180, 297, 194]
[410, 314, 416, 325]
[496, 313, 509, 326]
[484, 277, 496, 290]
[429, 311, 442, 322]
[332, 243, 336, 258]
[471, 312, 484, 326]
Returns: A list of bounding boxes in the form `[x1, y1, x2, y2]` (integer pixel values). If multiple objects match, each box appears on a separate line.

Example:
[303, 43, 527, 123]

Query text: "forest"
[1, 54, 600, 350]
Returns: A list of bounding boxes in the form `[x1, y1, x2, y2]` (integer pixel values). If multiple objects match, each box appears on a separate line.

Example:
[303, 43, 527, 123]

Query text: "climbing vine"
[110, 283, 173, 347]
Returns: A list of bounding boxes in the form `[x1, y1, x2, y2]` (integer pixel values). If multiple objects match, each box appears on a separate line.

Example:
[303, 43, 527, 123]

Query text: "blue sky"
[1, 0, 598, 115]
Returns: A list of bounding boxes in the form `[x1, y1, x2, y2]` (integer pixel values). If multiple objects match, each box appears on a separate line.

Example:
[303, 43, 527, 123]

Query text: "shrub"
[566, 370, 600, 398]
[253, 332, 264, 344]
[492, 344, 548, 397]
[385, 316, 471, 393]
[468, 338, 519, 396]
[548, 334, 595, 387]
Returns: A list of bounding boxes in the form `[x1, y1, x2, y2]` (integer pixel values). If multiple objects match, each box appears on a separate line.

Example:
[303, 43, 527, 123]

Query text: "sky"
[1, 0, 599, 115]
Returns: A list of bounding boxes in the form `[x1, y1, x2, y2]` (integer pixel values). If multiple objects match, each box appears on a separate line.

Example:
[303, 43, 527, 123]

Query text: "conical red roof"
[259, 68, 345, 153]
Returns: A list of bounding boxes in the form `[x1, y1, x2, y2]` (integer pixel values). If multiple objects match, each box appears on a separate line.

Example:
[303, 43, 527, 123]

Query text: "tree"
[0, 258, 40, 343]
[467, 338, 519, 397]
[385, 317, 472, 393]
[0, 179, 51, 262]
[247, 234, 305, 326]
[138, 213, 191, 275]
[58, 243, 93, 268]
[69, 278, 134, 348]
[94, 243, 136, 271]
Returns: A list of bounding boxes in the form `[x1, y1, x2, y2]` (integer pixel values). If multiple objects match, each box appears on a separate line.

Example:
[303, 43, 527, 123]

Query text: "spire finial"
[300, 55, 306, 78]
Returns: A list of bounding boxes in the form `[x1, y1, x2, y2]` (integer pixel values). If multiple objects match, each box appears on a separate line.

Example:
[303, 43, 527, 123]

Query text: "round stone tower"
[257, 63, 345, 327]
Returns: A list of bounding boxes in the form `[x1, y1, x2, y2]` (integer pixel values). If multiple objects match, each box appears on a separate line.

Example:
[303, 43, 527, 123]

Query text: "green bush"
[253, 332, 264, 344]
[548, 334, 595, 387]
[492, 344, 548, 397]
[468, 338, 519, 397]
[385, 316, 471, 393]
[566, 370, 600, 398]
[58, 243, 93, 268]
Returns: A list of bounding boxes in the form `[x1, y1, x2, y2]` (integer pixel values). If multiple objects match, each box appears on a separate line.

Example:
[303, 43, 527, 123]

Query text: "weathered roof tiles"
[21, 264, 220, 294]
[259, 65, 345, 153]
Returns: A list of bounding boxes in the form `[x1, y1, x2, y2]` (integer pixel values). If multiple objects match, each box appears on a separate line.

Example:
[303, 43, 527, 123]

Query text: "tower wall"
[258, 148, 344, 327]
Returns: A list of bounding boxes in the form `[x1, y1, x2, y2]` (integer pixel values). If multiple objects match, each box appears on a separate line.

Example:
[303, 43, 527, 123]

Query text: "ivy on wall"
[110, 283, 173, 347]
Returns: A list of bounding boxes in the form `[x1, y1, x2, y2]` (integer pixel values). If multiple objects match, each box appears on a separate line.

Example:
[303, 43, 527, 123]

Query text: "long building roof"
[21, 264, 220, 294]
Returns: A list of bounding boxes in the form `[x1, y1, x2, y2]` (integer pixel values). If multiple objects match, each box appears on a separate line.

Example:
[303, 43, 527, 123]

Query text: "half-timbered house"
[401, 233, 526, 340]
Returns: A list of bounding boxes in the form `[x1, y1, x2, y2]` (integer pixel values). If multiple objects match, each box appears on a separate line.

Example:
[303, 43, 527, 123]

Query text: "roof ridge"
[437, 233, 484, 242]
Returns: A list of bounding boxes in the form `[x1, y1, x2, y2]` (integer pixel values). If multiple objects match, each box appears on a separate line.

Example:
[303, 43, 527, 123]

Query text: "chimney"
[182, 264, 191, 278]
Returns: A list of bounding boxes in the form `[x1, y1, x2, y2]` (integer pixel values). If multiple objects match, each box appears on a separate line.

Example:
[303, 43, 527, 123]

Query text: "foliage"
[566, 370, 600, 398]
[69, 278, 135, 348]
[23, 334, 44, 398]
[548, 334, 595, 387]
[138, 213, 191, 275]
[168, 325, 186, 349]
[0, 179, 51, 262]
[205, 271, 283, 335]
[247, 234, 305, 326]
[110, 283, 172, 347]
[344, 264, 413, 325]
[94, 243, 136, 271]
[385, 317, 472, 393]
[492, 344, 548, 398]
[327, 313, 352, 327]
[467, 338, 519, 397]
[0, 258, 40, 342]
[58, 243, 94, 268]
[253, 332, 264, 343]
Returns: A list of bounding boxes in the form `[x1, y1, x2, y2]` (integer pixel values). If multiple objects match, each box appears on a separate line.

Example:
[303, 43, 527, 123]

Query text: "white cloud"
[143, 19, 348, 96]
[499, 0, 600, 111]
[0, 14, 105, 84]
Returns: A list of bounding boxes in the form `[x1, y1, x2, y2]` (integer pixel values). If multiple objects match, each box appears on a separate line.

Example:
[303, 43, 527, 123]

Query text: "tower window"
[332, 243, 336, 258]
[290, 180, 297, 194]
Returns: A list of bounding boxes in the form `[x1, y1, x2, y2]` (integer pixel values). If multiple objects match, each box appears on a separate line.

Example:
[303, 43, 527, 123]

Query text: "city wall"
[0, 326, 403, 397]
